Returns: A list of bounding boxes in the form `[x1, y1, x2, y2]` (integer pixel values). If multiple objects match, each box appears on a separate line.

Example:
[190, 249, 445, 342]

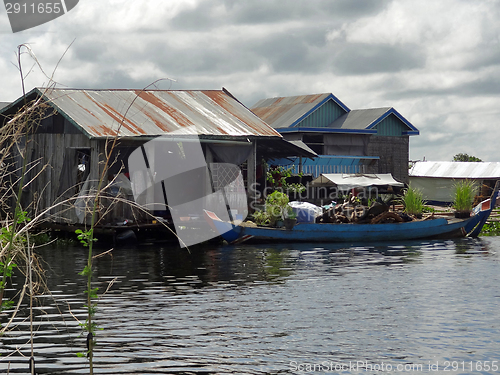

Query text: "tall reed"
[452, 179, 477, 213]
[401, 184, 426, 216]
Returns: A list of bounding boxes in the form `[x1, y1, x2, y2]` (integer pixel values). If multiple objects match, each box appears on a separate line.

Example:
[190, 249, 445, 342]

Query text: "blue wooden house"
[251, 93, 419, 183]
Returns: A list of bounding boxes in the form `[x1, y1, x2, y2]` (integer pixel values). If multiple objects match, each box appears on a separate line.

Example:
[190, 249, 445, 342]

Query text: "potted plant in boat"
[266, 190, 289, 227]
[452, 180, 476, 218]
[401, 184, 425, 218]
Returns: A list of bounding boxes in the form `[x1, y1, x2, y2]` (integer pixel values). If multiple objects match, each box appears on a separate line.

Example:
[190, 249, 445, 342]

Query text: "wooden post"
[247, 142, 257, 213]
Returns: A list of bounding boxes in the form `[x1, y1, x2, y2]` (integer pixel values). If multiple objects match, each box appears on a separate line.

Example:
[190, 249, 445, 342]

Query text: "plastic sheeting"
[311, 173, 404, 190]
[288, 201, 322, 223]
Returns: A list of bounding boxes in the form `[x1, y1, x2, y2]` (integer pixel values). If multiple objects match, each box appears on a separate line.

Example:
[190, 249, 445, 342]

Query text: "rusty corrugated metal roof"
[251, 93, 349, 129]
[36, 88, 281, 139]
[410, 161, 500, 179]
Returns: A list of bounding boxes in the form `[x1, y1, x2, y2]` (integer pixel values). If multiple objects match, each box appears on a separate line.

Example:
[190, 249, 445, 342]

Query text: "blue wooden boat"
[204, 194, 497, 245]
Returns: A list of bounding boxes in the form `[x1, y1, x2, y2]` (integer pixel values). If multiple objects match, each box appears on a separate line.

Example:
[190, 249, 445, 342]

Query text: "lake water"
[2, 237, 500, 374]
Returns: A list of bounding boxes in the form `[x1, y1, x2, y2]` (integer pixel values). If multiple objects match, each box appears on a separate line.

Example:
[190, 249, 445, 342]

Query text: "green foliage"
[285, 206, 297, 219]
[452, 180, 477, 213]
[75, 229, 97, 248]
[78, 265, 92, 277]
[400, 185, 426, 216]
[29, 232, 51, 246]
[266, 165, 306, 194]
[251, 210, 271, 226]
[15, 210, 31, 224]
[0, 258, 17, 311]
[266, 191, 290, 221]
[75, 227, 99, 367]
[480, 221, 500, 236]
[453, 153, 482, 162]
[422, 206, 436, 213]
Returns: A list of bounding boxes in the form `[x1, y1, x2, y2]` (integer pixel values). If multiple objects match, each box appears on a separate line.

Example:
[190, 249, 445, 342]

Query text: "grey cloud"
[456, 76, 500, 96]
[250, 30, 330, 73]
[146, 40, 263, 76]
[172, 0, 392, 30]
[463, 45, 500, 71]
[170, 1, 217, 31]
[331, 43, 426, 75]
[142, 26, 331, 77]
[67, 68, 148, 90]
[73, 40, 110, 62]
[382, 74, 500, 101]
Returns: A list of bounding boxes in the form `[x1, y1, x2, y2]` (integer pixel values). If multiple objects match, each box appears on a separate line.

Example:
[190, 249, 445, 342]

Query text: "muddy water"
[2, 237, 500, 374]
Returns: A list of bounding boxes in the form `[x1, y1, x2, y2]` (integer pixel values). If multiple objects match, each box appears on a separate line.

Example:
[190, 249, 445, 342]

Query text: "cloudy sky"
[1, 0, 499, 162]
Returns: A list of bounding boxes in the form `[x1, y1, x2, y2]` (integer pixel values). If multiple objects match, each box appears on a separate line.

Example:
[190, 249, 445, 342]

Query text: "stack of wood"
[315, 197, 415, 225]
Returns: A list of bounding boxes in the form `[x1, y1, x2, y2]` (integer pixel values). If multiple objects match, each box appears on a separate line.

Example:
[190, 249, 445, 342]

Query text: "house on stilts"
[0, 87, 314, 243]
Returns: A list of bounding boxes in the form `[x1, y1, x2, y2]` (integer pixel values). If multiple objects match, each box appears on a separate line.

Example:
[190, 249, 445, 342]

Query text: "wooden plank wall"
[24, 133, 91, 223]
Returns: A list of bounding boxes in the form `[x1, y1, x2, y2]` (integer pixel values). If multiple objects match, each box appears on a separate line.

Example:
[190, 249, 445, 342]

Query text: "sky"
[0, 0, 499, 162]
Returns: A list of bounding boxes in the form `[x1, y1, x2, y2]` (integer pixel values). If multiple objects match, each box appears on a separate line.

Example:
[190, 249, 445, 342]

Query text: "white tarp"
[311, 173, 404, 190]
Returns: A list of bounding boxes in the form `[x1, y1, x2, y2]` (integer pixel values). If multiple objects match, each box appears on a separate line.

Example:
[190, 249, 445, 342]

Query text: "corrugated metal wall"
[374, 114, 407, 136]
[295, 99, 346, 128]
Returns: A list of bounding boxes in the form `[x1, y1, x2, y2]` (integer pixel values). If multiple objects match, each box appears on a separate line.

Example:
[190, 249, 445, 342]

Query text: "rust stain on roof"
[88, 124, 117, 137]
[39, 88, 282, 139]
[66, 94, 101, 121]
[102, 103, 147, 135]
[135, 91, 194, 130]
[303, 94, 324, 103]
[81, 92, 146, 136]
[204, 90, 280, 136]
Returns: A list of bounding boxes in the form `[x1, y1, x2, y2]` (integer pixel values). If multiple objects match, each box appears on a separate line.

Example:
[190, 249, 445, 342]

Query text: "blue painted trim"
[279, 127, 376, 134]
[316, 155, 379, 160]
[366, 107, 419, 134]
[288, 94, 350, 128]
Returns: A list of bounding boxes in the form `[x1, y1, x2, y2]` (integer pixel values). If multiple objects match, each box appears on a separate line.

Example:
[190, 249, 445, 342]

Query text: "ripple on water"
[1, 238, 500, 374]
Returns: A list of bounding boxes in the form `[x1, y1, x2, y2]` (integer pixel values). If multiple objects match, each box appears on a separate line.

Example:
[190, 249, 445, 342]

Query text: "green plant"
[480, 221, 500, 236]
[400, 185, 426, 216]
[251, 210, 271, 226]
[285, 206, 297, 219]
[266, 165, 306, 194]
[75, 228, 99, 362]
[266, 191, 290, 221]
[452, 180, 477, 213]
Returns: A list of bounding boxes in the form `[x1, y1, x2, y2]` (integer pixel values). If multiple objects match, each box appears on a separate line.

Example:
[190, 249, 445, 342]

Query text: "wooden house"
[0, 87, 313, 233]
[251, 93, 419, 184]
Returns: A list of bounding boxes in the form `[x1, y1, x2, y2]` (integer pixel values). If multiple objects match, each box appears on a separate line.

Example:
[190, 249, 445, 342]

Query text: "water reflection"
[1, 237, 500, 374]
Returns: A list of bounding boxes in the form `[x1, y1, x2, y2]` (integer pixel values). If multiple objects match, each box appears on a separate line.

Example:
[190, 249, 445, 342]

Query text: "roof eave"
[278, 127, 376, 134]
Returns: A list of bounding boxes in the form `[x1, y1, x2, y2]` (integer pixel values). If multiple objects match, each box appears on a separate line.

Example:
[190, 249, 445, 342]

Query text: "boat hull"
[205, 188, 498, 245]
[206, 205, 491, 245]
[216, 218, 473, 244]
